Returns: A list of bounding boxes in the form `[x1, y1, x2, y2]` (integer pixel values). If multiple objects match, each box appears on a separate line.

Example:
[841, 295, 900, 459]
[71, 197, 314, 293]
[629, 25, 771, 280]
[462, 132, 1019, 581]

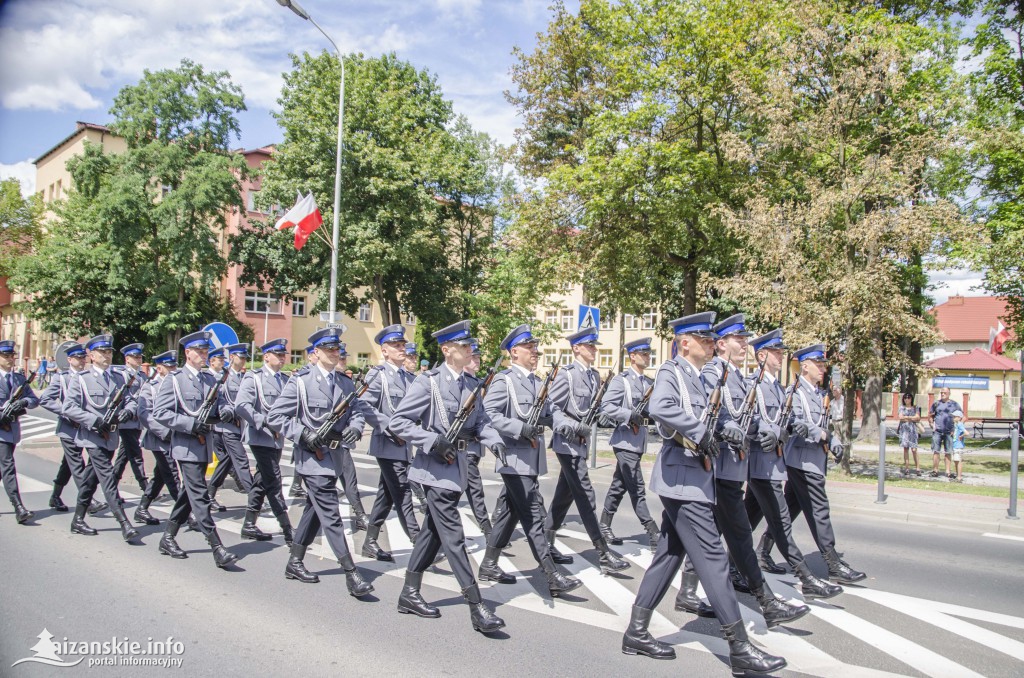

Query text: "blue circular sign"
[202, 322, 239, 349]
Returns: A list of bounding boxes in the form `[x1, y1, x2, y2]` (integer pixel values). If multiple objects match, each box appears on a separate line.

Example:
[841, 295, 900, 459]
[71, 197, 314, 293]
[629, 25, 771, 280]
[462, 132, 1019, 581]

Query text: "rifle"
[664, 362, 728, 471]
[527, 364, 559, 449]
[737, 356, 768, 459]
[194, 369, 230, 446]
[311, 368, 381, 460]
[99, 372, 137, 437]
[0, 370, 37, 432]
[820, 365, 840, 461]
[777, 360, 799, 458]
[631, 384, 654, 434]
[440, 356, 503, 464]
[579, 370, 614, 444]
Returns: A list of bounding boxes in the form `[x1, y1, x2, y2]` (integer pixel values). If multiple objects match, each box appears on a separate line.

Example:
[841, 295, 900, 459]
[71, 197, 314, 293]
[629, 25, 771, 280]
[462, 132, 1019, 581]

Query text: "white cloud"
[0, 160, 37, 196]
[928, 267, 988, 305]
[436, 0, 483, 19]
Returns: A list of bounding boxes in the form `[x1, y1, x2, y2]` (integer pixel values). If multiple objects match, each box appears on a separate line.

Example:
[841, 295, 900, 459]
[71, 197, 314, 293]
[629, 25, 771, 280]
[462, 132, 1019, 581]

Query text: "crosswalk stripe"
[15, 474, 52, 494]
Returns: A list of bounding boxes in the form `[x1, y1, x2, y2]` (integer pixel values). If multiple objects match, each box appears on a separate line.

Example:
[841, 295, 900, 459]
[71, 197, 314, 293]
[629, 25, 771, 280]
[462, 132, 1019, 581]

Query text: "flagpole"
[276, 0, 344, 324]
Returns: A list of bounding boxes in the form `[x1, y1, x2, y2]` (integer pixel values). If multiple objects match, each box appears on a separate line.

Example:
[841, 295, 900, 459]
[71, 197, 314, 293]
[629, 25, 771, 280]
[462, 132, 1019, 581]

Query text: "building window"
[598, 349, 613, 369]
[358, 303, 372, 322]
[244, 291, 280, 314]
[624, 314, 638, 330]
[246, 190, 257, 212]
[558, 351, 572, 366]
[542, 349, 558, 368]
[290, 350, 304, 365]
[560, 309, 575, 331]
[357, 352, 370, 367]
[600, 316, 613, 331]
[291, 296, 306, 317]
[545, 310, 558, 326]
[642, 309, 657, 330]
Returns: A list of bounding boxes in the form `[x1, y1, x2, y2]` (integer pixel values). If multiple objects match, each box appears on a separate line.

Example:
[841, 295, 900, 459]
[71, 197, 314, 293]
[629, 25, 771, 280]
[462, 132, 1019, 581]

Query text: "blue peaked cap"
[432, 320, 472, 344]
[794, 344, 827, 362]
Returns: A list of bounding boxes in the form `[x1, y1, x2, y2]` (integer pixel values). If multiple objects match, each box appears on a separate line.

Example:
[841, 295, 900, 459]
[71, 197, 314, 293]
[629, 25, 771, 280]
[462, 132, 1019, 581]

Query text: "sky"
[0, 0, 987, 304]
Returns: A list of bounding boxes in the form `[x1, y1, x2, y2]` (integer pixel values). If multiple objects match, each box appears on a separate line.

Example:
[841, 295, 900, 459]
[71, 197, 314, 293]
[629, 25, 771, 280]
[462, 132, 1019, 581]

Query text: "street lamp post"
[275, 0, 344, 323]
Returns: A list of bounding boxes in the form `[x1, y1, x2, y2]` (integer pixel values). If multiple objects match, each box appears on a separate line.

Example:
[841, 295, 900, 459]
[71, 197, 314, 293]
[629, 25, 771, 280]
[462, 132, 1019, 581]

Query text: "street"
[2, 413, 1023, 677]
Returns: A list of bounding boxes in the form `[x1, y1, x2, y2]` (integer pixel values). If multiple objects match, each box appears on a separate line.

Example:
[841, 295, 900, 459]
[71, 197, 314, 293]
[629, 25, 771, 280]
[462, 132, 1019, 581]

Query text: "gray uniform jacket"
[748, 374, 788, 481]
[701, 357, 749, 483]
[601, 368, 653, 453]
[63, 367, 136, 451]
[139, 375, 172, 452]
[389, 366, 502, 492]
[153, 366, 226, 463]
[783, 376, 829, 476]
[213, 368, 245, 435]
[483, 366, 551, 476]
[265, 366, 368, 478]
[235, 367, 288, 450]
[111, 366, 146, 431]
[359, 364, 414, 462]
[39, 369, 81, 441]
[648, 355, 715, 504]
[549, 361, 599, 458]
[0, 370, 39, 445]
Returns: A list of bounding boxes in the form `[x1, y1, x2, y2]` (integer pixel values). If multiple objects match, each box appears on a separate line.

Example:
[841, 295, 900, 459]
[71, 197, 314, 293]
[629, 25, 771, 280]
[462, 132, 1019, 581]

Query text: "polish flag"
[275, 191, 323, 250]
[990, 321, 1011, 355]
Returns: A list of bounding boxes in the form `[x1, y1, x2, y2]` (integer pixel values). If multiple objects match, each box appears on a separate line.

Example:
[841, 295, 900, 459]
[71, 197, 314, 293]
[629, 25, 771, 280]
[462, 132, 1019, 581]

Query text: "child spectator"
[951, 414, 967, 482]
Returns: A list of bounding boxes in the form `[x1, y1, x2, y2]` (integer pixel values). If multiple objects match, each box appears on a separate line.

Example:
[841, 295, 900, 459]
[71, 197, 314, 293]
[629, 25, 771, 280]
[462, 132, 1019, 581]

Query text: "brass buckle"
[328, 440, 340, 450]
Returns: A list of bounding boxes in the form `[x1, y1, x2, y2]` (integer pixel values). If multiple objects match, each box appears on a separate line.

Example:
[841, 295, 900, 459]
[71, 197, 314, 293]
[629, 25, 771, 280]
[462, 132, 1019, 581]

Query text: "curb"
[830, 500, 1024, 537]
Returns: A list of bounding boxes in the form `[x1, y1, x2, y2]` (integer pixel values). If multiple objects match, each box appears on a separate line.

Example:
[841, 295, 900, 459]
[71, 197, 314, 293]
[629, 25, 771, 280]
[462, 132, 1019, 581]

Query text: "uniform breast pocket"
[306, 397, 330, 413]
[389, 394, 402, 409]
[87, 390, 107, 400]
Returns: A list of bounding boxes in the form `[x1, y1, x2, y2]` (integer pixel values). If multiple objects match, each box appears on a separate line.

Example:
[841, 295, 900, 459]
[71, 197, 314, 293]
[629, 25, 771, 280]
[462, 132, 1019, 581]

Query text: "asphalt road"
[2, 415, 1023, 677]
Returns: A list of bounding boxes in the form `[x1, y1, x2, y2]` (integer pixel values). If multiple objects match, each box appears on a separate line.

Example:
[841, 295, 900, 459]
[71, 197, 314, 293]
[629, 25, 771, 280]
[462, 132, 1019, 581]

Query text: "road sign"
[202, 322, 238, 349]
[327, 322, 348, 332]
[319, 311, 342, 323]
[578, 305, 600, 333]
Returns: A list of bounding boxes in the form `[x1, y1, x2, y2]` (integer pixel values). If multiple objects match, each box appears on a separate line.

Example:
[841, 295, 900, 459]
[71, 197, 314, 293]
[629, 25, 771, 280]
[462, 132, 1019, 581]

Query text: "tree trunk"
[841, 363, 855, 474]
[683, 252, 697, 315]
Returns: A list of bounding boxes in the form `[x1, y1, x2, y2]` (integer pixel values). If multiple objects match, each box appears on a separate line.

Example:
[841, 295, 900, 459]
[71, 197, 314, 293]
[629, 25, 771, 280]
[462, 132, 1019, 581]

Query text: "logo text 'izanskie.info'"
[12, 629, 185, 669]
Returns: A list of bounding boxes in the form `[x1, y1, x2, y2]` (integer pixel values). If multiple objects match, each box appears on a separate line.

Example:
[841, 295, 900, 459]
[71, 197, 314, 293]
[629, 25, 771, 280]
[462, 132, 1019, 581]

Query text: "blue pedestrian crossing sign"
[578, 305, 600, 333]
[202, 322, 239, 349]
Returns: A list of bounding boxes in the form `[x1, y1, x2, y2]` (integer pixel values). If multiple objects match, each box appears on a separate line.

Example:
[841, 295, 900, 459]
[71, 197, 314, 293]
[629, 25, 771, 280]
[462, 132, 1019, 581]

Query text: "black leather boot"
[352, 507, 369, 532]
[285, 544, 319, 583]
[209, 484, 225, 512]
[722, 620, 787, 675]
[70, 504, 98, 536]
[675, 571, 716, 617]
[643, 520, 660, 554]
[277, 513, 294, 547]
[752, 581, 810, 628]
[12, 495, 33, 524]
[730, 562, 752, 593]
[823, 547, 866, 584]
[479, 545, 516, 584]
[134, 496, 160, 525]
[112, 505, 139, 542]
[339, 554, 374, 597]
[207, 531, 238, 569]
[361, 524, 394, 562]
[88, 500, 108, 516]
[545, 528, 573, 564]
[795, 562, 842, 599]
[600, 510, 623, 545]
[49, 484, 69, 512]
[463, 584, 505, 634]
[757, 532, 786, 574]
[541, 554, 582, 597]
[159, 521, 188, 558]
[241, 509, 272, 541]
[595, 537, 630, 573]
[288, 477, 306, 498]
[397, 570, 440, 617]
[479, 518, 492, 540]
[621, 604, 675, 659]
[186, 514, 200, 532]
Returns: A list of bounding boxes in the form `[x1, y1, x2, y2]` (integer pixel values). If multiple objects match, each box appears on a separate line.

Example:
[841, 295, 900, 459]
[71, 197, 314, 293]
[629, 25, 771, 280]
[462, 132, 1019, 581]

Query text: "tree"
[230, 52, 505, 336]
[9, 60, 250, 352]
[0, 178, 43, 277]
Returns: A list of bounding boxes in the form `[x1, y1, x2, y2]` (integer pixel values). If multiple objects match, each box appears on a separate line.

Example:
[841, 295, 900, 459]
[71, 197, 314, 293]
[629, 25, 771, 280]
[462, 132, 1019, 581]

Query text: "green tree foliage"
[230, 52, 507, 337]
[9, 60, 249, 353]
[0, 178, 43, 277]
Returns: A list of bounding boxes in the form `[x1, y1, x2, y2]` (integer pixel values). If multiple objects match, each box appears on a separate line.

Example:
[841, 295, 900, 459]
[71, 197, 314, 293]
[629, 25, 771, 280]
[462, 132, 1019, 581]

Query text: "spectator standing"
[928, 388, 962, 478]
[37, 356, 48, 387]
[952, 415, 967, 482]
[897, 393, 921, 475]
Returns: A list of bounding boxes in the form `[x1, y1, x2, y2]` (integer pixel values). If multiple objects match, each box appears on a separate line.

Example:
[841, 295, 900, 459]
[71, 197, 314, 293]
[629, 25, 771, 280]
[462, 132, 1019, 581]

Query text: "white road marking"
[982, 532, 1024, 543]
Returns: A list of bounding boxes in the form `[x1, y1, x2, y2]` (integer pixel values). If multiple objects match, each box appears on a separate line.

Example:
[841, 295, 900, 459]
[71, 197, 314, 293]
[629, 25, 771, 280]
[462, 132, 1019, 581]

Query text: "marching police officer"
[463, 338, 492, 537]
[544, 327, 629, 574]
[743, 330, 842, 600]
[674, 315, 808, 627]
[134, 350, 182, 526]
[234, 338, 296, 545]
[598, 337, 658, 551]
[404, 342, 419, 373]
[0, 339, 40, 524]
[359, 325, 420, 562]
[266, 328, 374, 597]
[39, 343, 105, 517]
[62, 335, 140, 542]
[112, 343, 150, 499]
[390, 320, 506, 634]
[286, 345, 317, 500]
[153, 331, 237, 569]
[621, 313, 785, 675]
[332, 342, 371, 532]
[781, 344, 866, 584]
[479, 324, 582, 597]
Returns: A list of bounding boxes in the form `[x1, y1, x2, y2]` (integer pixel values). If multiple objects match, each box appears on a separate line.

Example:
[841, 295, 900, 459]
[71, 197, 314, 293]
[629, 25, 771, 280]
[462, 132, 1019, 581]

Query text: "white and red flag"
[275, 191, 323, 250]
[989, 321, 1011, 355]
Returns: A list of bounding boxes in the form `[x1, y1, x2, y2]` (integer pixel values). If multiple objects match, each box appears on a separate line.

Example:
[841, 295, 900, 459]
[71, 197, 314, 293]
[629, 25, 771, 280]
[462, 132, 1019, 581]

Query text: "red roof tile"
[924, 348, 1021, 371]
[929, 295, 1015, 342]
